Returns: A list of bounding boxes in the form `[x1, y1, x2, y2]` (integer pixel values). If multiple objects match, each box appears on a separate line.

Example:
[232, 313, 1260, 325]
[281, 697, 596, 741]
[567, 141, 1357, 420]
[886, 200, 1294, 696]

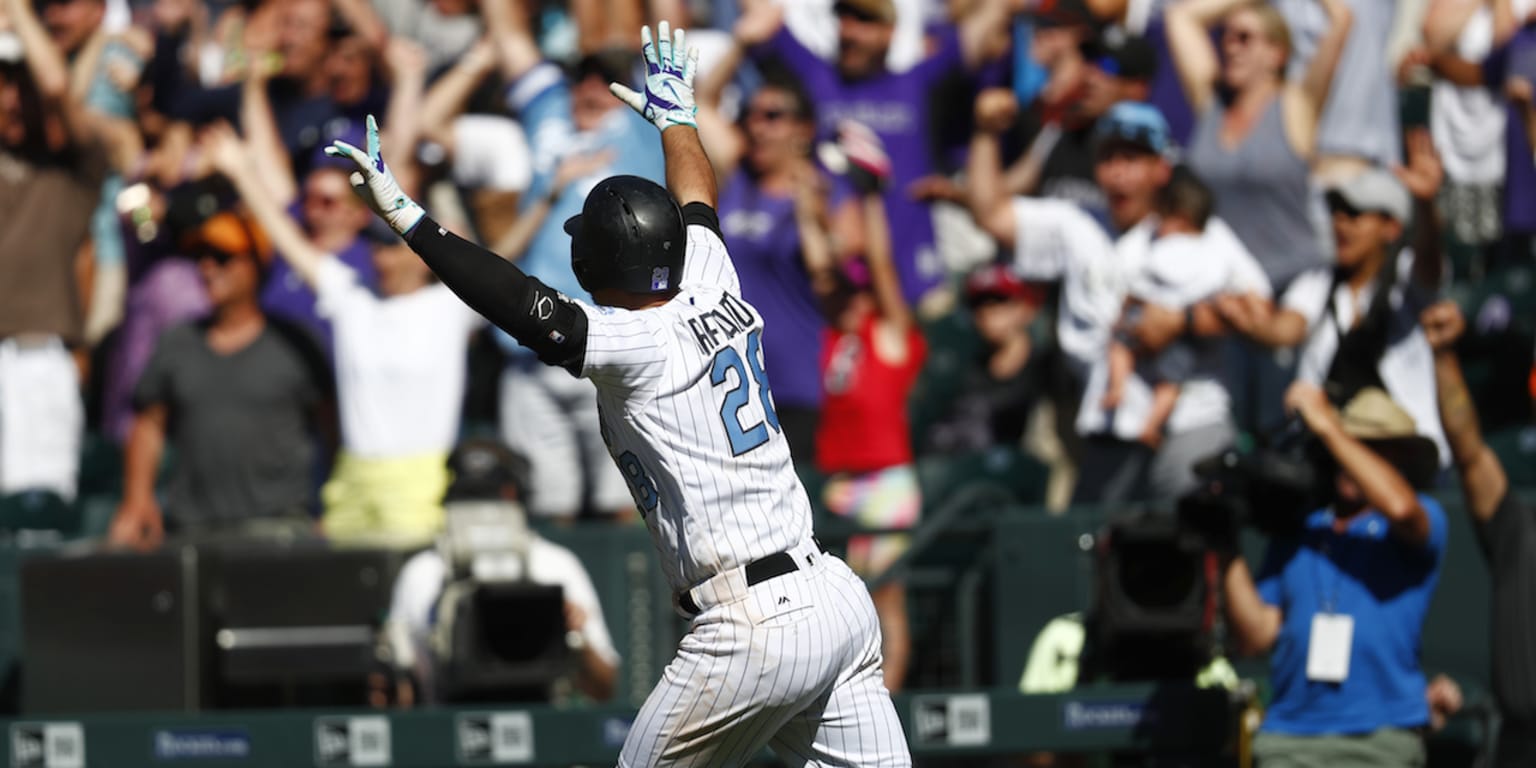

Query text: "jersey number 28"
[710, 328, 781, 455]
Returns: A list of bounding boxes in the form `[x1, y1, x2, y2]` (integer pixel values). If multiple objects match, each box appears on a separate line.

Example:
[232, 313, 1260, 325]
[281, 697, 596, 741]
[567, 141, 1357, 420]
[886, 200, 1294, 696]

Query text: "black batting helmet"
[564, 175, 686, 295]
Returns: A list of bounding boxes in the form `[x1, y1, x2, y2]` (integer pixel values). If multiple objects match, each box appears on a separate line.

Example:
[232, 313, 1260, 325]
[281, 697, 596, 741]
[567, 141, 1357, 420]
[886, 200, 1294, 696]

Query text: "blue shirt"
[495, 63, 665, 359]
[1256, 495, 1448, 736]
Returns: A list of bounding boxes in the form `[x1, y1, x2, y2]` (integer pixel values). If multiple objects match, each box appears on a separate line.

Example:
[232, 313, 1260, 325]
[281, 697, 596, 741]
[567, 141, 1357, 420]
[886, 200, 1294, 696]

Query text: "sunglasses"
[832, 3, 883, 23]
[1223, 28, 1259, 46]
[746, 107, 793, 123]
[196, 248, 244, 266]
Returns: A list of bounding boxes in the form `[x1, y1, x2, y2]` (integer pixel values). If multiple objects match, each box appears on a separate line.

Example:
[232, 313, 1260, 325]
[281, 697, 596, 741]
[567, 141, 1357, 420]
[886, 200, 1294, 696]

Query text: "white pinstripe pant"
[620, 543, 911, 767]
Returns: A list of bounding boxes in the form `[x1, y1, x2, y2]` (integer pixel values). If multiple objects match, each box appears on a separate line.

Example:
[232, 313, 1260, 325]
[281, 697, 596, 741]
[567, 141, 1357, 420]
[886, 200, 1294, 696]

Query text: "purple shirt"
[759, 26, 968, 303]
[719, 170, 851, 409]
[1484, 27, 1536, 234]
[261, 234, 377, 354]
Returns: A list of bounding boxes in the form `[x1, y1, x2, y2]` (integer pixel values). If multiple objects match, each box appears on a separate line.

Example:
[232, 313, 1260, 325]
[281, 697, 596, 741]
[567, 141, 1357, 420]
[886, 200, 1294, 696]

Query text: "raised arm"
[1164, 0, 1240, 113]
[205, 123, 327, 284]
[610, 23, 715, 208]
[379, 37, 430, 196]
[480, 0, 544, 82]
[327, 116, 591, 372]
[5, 0, 89, 144]
[1295, 0, 1353, 126]
[1286, 382, 1431, 545]
[240, 56, 298, 205]
[419, 39, 499, 149]
[1395, 128, 1446, 293]
[966, 88, 1022, 247]
[1422, 301, 1508, 523]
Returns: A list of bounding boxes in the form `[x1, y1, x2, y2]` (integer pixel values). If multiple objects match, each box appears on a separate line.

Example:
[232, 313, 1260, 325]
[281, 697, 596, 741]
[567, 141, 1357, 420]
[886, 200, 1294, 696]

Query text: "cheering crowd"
[2, 0, 1535, 758]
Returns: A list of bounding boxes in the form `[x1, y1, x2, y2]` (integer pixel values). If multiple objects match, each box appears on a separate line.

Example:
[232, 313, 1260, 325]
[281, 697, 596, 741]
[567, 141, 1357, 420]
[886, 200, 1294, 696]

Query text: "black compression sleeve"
[405, 217, 589, 374]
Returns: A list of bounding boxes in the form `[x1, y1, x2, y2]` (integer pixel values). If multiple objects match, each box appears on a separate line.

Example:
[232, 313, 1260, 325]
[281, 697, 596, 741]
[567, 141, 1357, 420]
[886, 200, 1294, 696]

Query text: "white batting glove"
[323, 114, 425, 235]
[609, 21, 699, 132]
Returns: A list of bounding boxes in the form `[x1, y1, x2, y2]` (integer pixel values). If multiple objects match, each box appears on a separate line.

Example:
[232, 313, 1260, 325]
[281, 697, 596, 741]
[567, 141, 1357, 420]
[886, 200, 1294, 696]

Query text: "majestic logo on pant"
[778, 596, 790, 606]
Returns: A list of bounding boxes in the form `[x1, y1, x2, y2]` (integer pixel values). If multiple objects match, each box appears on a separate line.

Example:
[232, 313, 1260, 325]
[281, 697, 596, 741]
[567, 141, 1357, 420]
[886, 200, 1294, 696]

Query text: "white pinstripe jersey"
[573, 211, 814, 593]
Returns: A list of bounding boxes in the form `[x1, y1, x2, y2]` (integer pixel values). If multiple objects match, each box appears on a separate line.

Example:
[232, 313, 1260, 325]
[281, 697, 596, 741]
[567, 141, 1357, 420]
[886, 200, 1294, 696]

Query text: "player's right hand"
[324, 114, 425, 235]
[610, 22, 699, 132]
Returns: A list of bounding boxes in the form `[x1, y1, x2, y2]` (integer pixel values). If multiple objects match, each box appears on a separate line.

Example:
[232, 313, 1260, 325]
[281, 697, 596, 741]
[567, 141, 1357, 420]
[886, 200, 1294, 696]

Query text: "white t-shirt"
[572, 217, 814, 593]
[386, 533, 621, 699]
[1429, 0, 1536, 184]
[451, 115, 533, 193]
[316, 259, 483, 458]
[1072, 220, 1271, 439]
[1290, 251, 1450, 464]
[1009, 197, 1132, 380]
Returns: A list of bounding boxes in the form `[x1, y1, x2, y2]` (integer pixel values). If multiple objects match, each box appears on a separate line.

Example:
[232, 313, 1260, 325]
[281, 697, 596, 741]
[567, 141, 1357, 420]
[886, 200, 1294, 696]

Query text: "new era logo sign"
[455, 713, 533, 764]
[457, 717, 491, 762]
[314, 717, 390, 766]
[10, 723, 84, 768]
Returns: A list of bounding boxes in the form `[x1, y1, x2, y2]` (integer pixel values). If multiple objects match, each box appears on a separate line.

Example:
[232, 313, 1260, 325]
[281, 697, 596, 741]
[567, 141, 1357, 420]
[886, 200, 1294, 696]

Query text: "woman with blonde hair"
[1168, 0, 1349, 292]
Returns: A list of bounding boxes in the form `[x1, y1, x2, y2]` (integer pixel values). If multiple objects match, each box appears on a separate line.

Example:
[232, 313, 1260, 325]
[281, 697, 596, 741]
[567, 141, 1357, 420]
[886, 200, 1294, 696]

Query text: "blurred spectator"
[1224, 383, 1445, 767]
[1169, 0, 1350, 290]
[479, 0, 661, 520]
[1091, 167, 1267, 487]
[1480, 2, 1536, 269]
[373, 0, 481, 72]
[1030, 27, 1158, 226]
[1417, 0, 1527, 256]
[416, 40, 531, 248]
[1274, 0, 1402, 178]
[812, 128, 925, 693]
[382, 439, 619, 705]
[236, 37, 434, 350]
[694, 67, 865, 462]
[0, 0, 108, 501]
[725, 0, 1012, 308]
[968, 96, 1269, 505]
[1424, 301, 1536, 768]
[1287, 158, 1450, 462]
[924, 264, 1044, 454]
[109, 210, 333, 549]
[211, 123, 481, 549]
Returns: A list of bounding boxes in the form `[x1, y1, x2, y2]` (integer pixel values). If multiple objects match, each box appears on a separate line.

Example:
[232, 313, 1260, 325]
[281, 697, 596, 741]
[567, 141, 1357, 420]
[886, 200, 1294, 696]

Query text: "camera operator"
[1423, 300, 1536, 768]
[1223, 382, 1446, 767]
[379, 439, 619, 706]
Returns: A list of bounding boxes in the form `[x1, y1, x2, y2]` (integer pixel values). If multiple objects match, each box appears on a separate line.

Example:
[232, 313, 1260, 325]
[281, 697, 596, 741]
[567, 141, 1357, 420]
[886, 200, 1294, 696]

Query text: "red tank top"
[815, 316, 927, 473]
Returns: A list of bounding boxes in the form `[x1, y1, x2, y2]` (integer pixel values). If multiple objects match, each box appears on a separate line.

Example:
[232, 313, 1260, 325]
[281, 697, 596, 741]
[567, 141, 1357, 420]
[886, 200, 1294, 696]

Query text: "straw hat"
[1339, 388, 1439, 490]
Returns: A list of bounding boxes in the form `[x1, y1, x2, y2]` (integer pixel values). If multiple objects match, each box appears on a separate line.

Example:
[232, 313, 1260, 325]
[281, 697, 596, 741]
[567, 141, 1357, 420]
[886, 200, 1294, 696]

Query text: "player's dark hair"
[1155, 166, 1214, 231]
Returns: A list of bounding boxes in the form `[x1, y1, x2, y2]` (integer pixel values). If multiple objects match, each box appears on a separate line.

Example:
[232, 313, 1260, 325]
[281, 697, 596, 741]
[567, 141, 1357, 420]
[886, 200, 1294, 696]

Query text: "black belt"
[678, 539, 826, 617]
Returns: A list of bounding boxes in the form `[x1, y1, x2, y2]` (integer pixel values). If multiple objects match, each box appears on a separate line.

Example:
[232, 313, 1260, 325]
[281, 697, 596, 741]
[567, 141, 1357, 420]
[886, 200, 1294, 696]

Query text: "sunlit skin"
[743, 87, 815, 178]
[572, 73, 620, 133]
[302, 168, 372, 250]
[372, 242, 433, 298]
[278, 0, 329, 80]
[41, 0, 104, 55]
[197, 250, 262, 309]
[326, 35, 375, 107]
[1330, 205, 1401, 275]
[1094, 147, 1172, 232]
[835, 11, 893, 80]
[1220, 7, 1287, 91]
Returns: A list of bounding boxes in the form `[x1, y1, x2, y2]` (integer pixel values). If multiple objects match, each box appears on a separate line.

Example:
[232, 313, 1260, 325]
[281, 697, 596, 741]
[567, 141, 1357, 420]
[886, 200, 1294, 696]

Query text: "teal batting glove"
[609, 21, 699, 131]
[323, 115, 425, 235]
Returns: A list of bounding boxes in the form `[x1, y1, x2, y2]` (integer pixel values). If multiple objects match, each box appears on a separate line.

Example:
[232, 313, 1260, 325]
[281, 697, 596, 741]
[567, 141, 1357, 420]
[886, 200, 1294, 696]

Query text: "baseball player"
[326, 22, 911, 767]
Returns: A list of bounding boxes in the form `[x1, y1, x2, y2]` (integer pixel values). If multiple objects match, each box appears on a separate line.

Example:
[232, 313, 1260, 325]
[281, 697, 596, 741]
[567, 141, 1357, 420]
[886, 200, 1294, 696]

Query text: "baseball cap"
[1338, 387, 1439, 490]
[444, 439, 531, 503]
[964, 264, 1044, 307]
[832, 0, 897, 24]
[1325, 168, 1411, 223]
[188, 210, 271, 264]
[1094, 101, 1172, 157]
[1082, 28, 1157, 82]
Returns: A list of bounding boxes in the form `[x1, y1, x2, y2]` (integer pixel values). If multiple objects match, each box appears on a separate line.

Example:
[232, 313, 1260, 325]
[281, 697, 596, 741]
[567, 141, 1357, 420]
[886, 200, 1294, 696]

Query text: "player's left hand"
[610, 21, 699, 132]
[324, 114, 425, 235]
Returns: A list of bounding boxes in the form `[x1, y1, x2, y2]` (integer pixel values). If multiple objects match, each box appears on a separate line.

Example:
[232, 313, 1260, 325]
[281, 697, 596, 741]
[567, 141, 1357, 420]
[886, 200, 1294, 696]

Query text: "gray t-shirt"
[133, 319, 330, 527]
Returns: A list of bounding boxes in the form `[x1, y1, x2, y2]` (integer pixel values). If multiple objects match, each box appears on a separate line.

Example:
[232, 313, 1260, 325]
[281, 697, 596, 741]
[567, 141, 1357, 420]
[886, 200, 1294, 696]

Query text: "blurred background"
[0, 0, 1533, 762]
